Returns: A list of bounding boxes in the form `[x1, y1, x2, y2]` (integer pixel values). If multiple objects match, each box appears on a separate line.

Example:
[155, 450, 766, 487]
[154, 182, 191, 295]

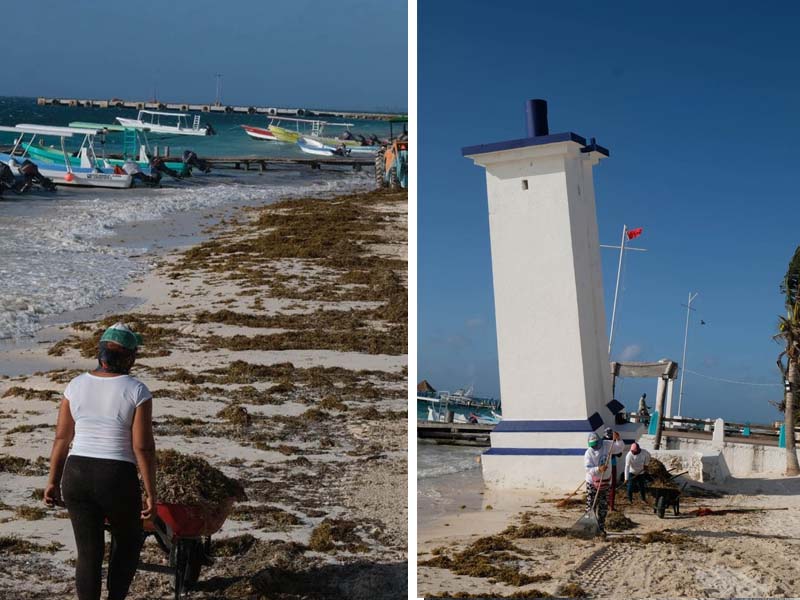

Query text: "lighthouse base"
[481, 423, 644, 490]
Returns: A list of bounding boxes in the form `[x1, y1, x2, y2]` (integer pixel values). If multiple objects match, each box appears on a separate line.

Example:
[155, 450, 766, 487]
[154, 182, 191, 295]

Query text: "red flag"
[626, 227, 643, 241]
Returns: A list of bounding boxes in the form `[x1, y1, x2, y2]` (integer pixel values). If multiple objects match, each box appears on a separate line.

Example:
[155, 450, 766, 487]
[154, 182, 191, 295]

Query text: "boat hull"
[268, 125, 301, 143]
[304, 134, 362, 147]
[241, 125, 279, 141]
[297, 140, 335, 156]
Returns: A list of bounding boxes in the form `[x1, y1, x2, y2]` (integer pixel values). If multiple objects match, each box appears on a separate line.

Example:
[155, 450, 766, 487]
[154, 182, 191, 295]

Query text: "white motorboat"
[116, 110, 214, 136]
[297, 137, 378, 157]
[0, 125, 132, 188]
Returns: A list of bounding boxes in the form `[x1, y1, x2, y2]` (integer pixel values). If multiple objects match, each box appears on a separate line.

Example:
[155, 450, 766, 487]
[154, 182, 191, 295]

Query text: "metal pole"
[607, 224, 627, 355]
[677, 292, 698, 415]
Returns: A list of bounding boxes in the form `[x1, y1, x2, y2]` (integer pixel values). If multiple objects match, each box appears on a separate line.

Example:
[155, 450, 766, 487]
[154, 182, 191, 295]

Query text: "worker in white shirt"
[624, 442, 651, 503]
[584, 430, 624, 534]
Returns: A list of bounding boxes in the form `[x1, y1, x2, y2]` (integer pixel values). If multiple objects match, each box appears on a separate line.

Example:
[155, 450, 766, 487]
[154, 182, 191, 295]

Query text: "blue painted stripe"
[494, 419, 595, 433]
[484, 447, 585, 456]
[462, 131, 609, 158]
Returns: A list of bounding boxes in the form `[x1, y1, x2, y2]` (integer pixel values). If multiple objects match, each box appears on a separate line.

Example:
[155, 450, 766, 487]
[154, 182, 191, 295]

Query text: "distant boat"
[0, 124, 132, 189]
[298, 137, 379, 156]
[240, 124, 278, 142]
[417, 383, 502, 424]
[116, 110, 214, 136]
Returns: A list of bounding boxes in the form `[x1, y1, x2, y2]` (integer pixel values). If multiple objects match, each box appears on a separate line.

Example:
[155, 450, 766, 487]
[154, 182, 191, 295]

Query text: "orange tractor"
[375, 117, 408, 190]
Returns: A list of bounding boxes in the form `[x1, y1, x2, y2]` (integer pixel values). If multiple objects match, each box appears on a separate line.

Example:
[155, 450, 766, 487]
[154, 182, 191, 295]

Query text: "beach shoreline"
[0, 183, 408, 599]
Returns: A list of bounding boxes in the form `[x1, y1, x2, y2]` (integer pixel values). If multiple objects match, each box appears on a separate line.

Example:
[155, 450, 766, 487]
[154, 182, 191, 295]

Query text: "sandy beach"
[418, 456, 800, 599]
[0, 186, 408, 599]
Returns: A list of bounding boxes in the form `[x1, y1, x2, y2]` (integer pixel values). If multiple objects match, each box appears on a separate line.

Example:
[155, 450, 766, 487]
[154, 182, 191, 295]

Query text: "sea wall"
[640, 432, 800, 481]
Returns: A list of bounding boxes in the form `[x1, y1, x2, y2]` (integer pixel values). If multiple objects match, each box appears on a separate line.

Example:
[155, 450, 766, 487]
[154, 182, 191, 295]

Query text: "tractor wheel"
[388, 166, 400, 190]
[374, 152, 386, 188]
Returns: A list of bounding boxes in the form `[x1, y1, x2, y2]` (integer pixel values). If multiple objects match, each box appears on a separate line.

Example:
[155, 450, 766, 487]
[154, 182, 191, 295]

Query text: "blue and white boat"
[0, 125, 132, 189]
[297, 136, 379, 157]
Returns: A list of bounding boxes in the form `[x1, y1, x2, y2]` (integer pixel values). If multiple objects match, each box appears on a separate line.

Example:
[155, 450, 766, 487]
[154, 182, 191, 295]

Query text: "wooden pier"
[202, 155, 372, 171]
[417, 421, 494, 446]
[36, 97, 403, 121]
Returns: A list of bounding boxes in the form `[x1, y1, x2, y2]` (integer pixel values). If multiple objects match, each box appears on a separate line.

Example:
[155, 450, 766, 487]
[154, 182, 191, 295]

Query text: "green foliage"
[782, 245, 800, 314]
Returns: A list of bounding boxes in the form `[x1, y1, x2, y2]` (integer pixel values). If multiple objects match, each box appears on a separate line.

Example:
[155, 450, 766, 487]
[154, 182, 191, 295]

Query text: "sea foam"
[0, 171, 371, 340]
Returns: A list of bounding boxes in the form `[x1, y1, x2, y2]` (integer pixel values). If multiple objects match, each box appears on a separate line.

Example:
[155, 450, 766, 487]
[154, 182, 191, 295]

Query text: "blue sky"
[418, 1, 800, 423]
[3, 0, 406, 112]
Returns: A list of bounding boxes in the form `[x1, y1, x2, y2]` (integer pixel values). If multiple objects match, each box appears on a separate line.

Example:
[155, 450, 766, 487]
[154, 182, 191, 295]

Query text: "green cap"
[100, 323, 142, 350]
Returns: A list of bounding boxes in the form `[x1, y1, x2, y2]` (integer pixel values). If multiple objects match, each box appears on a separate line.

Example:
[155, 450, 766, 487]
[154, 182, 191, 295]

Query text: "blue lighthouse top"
[461, 99, 609, 158]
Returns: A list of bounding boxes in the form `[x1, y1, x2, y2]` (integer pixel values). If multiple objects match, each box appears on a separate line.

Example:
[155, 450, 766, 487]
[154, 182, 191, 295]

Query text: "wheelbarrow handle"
[150, 515, 174, 550]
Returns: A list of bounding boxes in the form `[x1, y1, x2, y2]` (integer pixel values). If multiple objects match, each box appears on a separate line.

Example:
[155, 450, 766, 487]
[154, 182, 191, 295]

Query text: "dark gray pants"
[586, 481, 609, 530]
[62, 455, 143, 600]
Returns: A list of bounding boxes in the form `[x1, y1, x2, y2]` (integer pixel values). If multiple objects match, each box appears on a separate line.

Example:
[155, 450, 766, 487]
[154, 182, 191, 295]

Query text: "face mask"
[588, 441, 598, 448]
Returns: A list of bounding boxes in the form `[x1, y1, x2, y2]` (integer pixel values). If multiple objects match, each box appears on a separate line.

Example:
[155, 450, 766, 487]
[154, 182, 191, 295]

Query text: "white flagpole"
[677, 291, 698, 415]
[607, 224, 627, 355]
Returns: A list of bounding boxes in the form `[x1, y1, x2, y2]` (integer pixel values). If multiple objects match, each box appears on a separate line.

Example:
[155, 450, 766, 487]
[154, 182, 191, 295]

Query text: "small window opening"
[521, 179, 529, 190]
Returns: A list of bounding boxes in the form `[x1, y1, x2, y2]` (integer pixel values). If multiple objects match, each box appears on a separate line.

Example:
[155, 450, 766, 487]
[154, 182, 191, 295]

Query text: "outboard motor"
[358, 134, 369, 146]
[18, 160, 56, 192]
[339, 130, 353, 141]
[150, 156, 181, 180]
[182, 150, 211, 174]
[205, 123, 216, 136]
[0, 162, 16, 196]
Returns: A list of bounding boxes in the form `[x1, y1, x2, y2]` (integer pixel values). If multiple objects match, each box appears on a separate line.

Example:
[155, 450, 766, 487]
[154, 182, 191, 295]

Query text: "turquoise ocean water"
[0, 97, 376, 341]
[0, 97, 399, 159]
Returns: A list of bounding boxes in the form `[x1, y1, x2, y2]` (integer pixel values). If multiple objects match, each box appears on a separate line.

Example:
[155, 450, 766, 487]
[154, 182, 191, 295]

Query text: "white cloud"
[620, 344, 643, 361]
[465, 317, 485, 329]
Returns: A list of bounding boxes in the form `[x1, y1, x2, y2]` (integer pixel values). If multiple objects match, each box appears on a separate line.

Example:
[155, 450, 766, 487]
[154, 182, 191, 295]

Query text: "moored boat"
[240, 124, 278, 141]
[0, 125, 132, 188]
[298, 137, 379, 156]
[116, 110, 214, 136]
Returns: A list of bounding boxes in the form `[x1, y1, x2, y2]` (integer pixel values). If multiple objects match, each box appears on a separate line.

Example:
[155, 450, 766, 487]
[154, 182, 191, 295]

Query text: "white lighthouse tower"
[463, 99, 639, 489]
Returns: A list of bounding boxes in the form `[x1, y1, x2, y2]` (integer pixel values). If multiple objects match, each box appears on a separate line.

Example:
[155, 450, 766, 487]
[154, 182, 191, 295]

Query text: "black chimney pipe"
[525, 99, 549, 137]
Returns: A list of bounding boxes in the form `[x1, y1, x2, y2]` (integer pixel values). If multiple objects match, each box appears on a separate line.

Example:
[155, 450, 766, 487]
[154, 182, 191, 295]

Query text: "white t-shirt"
[624, 448, 651, 480]
[65, 373, 152, 464]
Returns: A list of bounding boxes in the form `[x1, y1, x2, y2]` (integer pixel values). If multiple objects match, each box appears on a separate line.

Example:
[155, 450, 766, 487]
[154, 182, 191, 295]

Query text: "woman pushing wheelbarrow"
[43, 323, 156, 600]
[581, 430, 624, 536]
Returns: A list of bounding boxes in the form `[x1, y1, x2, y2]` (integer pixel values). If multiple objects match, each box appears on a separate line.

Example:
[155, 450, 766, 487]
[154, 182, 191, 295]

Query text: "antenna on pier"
[214, 74, 223, 106]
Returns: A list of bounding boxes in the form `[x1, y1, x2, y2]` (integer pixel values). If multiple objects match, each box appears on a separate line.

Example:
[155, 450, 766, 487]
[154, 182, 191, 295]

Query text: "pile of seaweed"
[153, 449, 247, 507]
[419, 535, 552, 587]
[645, 458, 678, 489]
[605, 510, 636, 531]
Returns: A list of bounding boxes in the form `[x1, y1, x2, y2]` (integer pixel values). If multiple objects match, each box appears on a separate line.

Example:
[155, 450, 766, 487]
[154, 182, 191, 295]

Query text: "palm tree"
[777, 246, 800, 476]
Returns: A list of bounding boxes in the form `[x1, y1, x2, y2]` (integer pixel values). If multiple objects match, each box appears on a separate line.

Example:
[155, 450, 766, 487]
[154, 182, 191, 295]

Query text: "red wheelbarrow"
[110, 498, 235, 600]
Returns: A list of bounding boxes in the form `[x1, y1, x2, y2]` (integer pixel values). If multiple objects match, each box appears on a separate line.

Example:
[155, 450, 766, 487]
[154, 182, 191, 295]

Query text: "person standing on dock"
[584, 430, 624, 534]
[624, 442, 651, 503]
[43, 323, 157, 600]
